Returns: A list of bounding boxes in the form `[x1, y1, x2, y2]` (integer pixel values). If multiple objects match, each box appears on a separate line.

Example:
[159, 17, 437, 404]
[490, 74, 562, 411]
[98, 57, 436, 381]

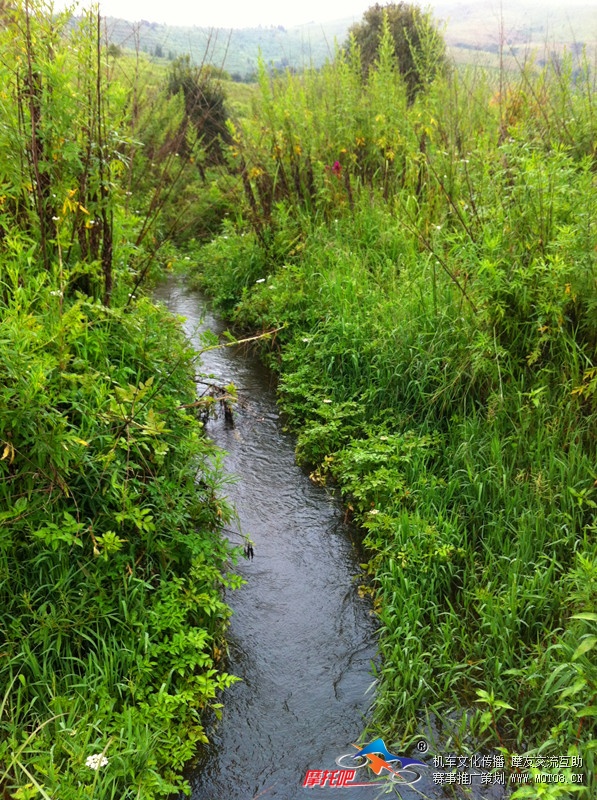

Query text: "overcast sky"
[59, 0, 595, 33]
[67, 0, 374, 28]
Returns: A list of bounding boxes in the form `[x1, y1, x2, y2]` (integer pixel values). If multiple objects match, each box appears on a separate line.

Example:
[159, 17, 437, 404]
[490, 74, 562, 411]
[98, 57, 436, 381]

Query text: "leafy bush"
[0, 287, 240, 799]
[346, 2, 447, 101]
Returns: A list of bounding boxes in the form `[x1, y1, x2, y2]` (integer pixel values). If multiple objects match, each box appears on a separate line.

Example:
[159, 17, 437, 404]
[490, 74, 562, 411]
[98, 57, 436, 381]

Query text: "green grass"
[188, 39, 597, 794]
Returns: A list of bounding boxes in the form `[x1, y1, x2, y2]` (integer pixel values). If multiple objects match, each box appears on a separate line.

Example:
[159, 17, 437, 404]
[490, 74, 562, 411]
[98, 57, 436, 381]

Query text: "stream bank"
[155, 277, 380, 800]
[156, 277, 511, 800]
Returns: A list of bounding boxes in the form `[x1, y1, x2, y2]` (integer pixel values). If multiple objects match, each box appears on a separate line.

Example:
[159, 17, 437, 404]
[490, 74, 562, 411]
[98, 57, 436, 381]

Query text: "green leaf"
[571, 612, 597, 622]
[576, 706, 597, 717]
[492, 699, 514, 710]
[560, 678, 587, 699]
[572, 635, 597, 660]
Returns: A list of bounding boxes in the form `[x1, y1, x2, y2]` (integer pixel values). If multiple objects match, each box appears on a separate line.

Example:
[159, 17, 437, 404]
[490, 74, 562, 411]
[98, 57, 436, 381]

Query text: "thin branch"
[397, 197, 478, 314]
[425, 155, 477, 243]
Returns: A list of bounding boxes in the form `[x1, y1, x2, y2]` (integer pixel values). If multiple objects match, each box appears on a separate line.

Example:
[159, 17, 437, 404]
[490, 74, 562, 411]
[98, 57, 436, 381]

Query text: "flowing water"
[155, 278, 507, 800]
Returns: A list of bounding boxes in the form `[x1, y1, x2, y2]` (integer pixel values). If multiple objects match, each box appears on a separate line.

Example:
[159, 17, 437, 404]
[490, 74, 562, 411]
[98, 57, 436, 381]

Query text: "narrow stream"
[155, 278, 507, 800]
[155, 277, 379, 800]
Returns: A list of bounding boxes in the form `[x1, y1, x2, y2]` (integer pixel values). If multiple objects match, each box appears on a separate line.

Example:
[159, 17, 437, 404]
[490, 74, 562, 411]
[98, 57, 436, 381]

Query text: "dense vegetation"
[0, 4, 239, 798]
[2, 0, 596, 796]
[189, 11, 597, 796]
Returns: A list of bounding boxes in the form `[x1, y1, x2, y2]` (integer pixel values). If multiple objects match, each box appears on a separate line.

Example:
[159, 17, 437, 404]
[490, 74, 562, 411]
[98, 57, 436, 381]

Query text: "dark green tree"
[168, 55, 230, 168]
[346, 2, 446, 102]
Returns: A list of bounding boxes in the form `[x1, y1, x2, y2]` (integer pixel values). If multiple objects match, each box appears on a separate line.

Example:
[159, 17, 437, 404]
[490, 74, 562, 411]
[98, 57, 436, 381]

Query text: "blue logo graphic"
[353, 737, 428, 775]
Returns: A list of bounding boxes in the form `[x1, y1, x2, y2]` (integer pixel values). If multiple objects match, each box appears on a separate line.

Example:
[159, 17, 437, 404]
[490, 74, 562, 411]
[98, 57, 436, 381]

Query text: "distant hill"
[433, 0, 596, 64]
[101, 16, 348, 79]
[100, 0, 596, 78]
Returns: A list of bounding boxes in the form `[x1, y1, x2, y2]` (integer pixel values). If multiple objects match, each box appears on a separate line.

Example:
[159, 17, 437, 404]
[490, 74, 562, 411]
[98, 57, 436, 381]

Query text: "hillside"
[101, 0, 596, 77]
[435, 0, 596, 64]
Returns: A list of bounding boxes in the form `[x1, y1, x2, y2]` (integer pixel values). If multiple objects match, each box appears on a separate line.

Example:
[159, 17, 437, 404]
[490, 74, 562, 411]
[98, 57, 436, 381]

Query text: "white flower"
[49, 290, 63, 297]
[255, 278, 266, 284]
[86, 753, 109, 770]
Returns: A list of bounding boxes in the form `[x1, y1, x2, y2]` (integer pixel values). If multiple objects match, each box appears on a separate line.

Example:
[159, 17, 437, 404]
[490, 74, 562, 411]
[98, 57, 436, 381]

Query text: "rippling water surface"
[155, 278, 506, 800]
